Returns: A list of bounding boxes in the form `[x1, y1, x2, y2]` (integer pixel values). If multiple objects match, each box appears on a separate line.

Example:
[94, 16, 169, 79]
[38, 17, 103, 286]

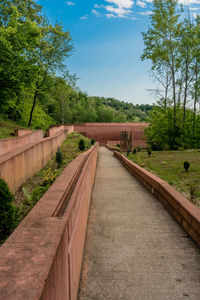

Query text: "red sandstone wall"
[0, 129, 68, 192]
[114, 151, 200, 249]
[0, 144, 98, 300]
[15, 129, 33, 136]
[0, 130, 43, 156]
[47, 125, 65, 137]
[64, 125, 74, 134]
[72, 122, 148, 146]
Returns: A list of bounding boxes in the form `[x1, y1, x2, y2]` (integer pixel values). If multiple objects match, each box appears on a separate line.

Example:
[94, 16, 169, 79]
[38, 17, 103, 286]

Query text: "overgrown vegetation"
[125, 149, 200, 206]
[142, 0, 200, 150]
[0, 179, 17, 244]
[0, 133, 91, 245]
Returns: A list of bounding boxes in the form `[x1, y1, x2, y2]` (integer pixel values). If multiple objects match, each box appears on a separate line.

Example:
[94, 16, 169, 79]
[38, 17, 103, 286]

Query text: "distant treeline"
[0, 0, 151, 130]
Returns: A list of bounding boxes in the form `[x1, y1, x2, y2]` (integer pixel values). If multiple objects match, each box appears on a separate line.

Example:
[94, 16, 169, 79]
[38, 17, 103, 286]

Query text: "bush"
[91, 139, 95, 145]
[117, 144, 120, 148]
[31, 186, 48, 204]
[132, 148, 136, 154]
[127, 148, 130, 156]
[79, 139, 85, 151]
[56, 147, 63, 168]
[184, 161, 190, 172]
[0, 178, 16, 242]
[147, 147, 152, 157]
[136, 146, 141, 152]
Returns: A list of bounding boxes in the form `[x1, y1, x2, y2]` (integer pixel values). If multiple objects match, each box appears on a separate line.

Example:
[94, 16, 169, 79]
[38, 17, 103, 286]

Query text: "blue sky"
[38, 0, 200, 105]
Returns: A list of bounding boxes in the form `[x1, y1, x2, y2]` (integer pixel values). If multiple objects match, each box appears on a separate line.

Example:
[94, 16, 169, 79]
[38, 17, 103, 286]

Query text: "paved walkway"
[78, 147, 200, 300]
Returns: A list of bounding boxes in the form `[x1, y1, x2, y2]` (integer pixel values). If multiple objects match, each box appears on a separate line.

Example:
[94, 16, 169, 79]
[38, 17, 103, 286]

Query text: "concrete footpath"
[78, 147, 200, 300]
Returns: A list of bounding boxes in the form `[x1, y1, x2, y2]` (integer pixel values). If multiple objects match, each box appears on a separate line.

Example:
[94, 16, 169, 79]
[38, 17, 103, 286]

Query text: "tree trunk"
[183, 52, 189, 129]
[193, 61, 198, 145]
[28, 90, 38, 127]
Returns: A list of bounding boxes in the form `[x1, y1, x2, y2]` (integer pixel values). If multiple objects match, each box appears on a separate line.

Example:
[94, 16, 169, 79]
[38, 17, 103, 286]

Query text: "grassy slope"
[0, 117, 28, 139]
[126, 150, 200, 207]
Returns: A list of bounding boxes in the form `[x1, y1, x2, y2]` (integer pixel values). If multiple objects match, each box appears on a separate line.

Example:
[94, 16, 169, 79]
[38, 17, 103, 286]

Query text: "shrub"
[127, 148, 130, 156]
[56, 147, 63, 168]
[0, 178, 16, 242]
[31, 186, 48, 204]
[147, 147, 152, 157]
[117, 144, 120, 148]
[136, 146, 141, 152]
[91, 139, 95, 145]
[184, 161, 190, 172]
[132, 148, 136, 154]
[42, 168, 57, 187]
[79, 139, 85, 151]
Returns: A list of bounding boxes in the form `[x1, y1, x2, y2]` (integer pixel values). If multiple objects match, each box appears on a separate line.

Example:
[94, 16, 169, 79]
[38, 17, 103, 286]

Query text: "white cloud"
[92, 9, 101, 16]
[105, 5, 132, 17]
[138, 10, 153, 15]
[105, 0, 134, 9]
[178, 0, 200, 4]
[102, 0, 134, 18]
[94, 4, 102, 8]
[80, 15, 89, 20]
[136, 1, 146, 8]
[66, 1, 75, 6]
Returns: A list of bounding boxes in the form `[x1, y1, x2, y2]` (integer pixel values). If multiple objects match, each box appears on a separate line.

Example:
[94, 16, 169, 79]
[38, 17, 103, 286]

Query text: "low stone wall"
[0, 130, 43, 156]
[47, 125, 65, 137]
[64, 125, 74, 135]
[0, 144, 99, 300]
[15, 129, 33, 136]
[114, 151, 200, 249]
[0, 129, 67, 192]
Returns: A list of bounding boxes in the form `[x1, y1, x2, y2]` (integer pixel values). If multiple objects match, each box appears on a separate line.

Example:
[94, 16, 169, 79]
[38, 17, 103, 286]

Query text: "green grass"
[125, 149, 200, 207]
[0, 117, 28, 139]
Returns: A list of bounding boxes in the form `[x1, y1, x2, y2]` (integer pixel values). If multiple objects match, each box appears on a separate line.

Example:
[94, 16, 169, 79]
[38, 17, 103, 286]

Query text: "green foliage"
[91, 139, 95, 145]
[136, 146, 141, 152]
[0, 178, 16, 243]
[56, 147, 63, 168]
[184, 161, 190, 172]
[31, 186, 47, 204]
[127, 148, 130, 156]
[141, 1, 200, 151]
[42, 168, 57, 186]
[79, 139, 85, 151]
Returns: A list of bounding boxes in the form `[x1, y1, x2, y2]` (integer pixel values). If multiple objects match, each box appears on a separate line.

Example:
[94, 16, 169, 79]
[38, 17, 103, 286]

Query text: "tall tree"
[28, 19, 73, 126]
[141, 0, 181, 142]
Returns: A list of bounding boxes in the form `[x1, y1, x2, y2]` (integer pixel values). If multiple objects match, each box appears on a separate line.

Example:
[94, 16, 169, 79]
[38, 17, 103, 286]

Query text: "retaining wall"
[0, 129, 68, 192]
[0, 130, 43, 156]
[71, 123, 148, 145]
[114, 151, 200, 248]
[0, 144, 99, 300]
[47, 125, 65, 137]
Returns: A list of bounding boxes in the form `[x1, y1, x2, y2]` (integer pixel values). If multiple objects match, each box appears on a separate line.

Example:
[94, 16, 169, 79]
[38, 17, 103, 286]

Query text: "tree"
[28, 19, 73, 126]
[141, 0, 181, 144]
